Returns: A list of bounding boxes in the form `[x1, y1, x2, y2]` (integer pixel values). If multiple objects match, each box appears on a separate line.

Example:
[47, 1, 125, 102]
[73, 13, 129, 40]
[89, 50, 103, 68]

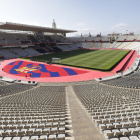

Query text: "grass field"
[23, 49, 130, 71]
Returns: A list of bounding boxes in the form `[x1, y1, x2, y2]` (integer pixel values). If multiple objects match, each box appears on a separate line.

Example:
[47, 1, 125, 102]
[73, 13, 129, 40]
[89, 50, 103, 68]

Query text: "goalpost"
[52, 57, 61, 63]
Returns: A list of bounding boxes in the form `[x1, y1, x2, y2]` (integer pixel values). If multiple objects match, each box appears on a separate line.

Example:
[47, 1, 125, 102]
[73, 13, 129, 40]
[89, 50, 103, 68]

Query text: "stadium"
[1, 1, 140, 140]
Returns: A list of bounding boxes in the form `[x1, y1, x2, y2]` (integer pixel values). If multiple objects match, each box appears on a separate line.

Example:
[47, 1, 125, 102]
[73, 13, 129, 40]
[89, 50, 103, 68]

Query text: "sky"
[0, 0, 140, 37]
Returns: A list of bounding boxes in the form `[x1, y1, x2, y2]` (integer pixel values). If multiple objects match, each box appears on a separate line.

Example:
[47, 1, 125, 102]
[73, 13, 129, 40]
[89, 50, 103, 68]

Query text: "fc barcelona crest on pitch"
[15, 66, 42, 73]
[3, 60, 87, 78]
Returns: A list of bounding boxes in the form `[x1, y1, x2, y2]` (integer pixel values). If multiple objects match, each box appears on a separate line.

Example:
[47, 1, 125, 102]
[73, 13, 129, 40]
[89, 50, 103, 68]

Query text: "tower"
[52, 19, 57, 35]
[52, 19, 57, 29]
[88, 32, 91, 37]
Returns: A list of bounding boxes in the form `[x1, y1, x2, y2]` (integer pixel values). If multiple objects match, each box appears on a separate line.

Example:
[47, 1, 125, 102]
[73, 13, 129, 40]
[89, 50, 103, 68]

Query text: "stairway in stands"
[116, 42, 123, 48]
[122, 42, 132, 49]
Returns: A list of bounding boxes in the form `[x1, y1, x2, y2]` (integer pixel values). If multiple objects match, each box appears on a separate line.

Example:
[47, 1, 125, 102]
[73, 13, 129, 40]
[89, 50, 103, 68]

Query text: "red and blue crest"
[3, 60, 87, 78]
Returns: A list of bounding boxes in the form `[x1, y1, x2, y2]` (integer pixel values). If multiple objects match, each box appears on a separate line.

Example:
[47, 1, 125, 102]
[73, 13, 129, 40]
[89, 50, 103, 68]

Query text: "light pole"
[126, 30, 128, 35]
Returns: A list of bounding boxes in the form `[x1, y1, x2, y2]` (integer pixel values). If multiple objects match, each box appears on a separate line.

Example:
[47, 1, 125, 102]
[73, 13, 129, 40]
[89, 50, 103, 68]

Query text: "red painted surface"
[111, 50, 134, 73]
[0, 59, 113, 82]
[3, 60, 87, 78]
[0, 50, 137, 82]
[120, 51, 137, 72]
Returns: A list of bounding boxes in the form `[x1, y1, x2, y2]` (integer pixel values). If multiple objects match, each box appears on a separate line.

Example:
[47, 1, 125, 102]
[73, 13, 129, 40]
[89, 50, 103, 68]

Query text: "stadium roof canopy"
[0, 22, 77, 33]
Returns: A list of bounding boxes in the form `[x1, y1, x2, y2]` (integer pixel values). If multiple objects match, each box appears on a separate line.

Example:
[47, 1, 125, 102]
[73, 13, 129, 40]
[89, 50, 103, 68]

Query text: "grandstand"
[1, 20, 140, 140]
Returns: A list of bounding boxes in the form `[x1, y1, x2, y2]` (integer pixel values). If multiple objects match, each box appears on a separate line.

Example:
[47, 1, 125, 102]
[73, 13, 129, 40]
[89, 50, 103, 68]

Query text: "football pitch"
[24, 49, 130, 71]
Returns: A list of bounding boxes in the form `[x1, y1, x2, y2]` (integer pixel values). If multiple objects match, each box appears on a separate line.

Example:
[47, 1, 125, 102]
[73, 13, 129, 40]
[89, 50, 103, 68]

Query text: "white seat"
[120, 137, 129, 140]
[132, 130, 139, 135]
[114, 131, 123, 137]
[28, 128, 35, 131]
[5, 130, 12, 133]
[59, 122, 65, 126]
[44, 128, 50, 131]
[31, 136, 39, 140]
[57, 134, 65, 138]
[21, 136, 29, 140]
[40, 135, 47, 139]
[20, 125, 25, 127]
[7, 125, 12, 127]
[57, 134, 65, 140]
[58, 127, 65, 131]
[3, 137, 12, 140]
[129, 136, 139, 140]
[110, 138, 119, 140]
[113, 122, 119, 125]
[48, 134, 56, 140]
[13, 125, 18, 127]
[109, 119, 115, 123]
[12, 137, 21, 140]
[136, 127, 140, 131]
[51, 128, 57, 131]
[95, 119, 101, 124]
[120, 122, 125, 124]
[106, 123, 112, 126]
[0, 130, 4, 134]
[26, 124, 31, 127]
[32, 124, 38, 127]
[128, 128, 135, 131]
[112, 129, 120, 133]
[133, 121, 138, 123]
[104, 130, 111, 134]
[36, 129, 42, 132]
[13, 130, 20, 132]
[99, 124, 107, 130]
[21, 129, 27, 132]
[99, 124, 105, 127]
[120, 128, 128, 132]
[106, 132, 114, 138]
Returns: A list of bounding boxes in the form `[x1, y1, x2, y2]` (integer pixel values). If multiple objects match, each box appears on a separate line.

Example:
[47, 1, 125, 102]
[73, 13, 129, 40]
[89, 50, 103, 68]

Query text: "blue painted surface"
[27, 63, 33, 66]
[39, 64, 60, 77]
[9, 61, 24, 74]
[62, 67, 78, 76]
[27, 71, 41, 77]
[9, 61, 16, 65]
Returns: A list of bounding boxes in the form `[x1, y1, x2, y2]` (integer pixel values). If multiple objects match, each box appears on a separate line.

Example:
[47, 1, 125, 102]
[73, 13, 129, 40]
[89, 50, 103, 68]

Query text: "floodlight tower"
[126, 30, 128, 35]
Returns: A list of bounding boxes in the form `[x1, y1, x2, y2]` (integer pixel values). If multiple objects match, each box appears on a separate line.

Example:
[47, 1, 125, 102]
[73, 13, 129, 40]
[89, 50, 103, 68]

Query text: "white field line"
[98, 51, 127, 68]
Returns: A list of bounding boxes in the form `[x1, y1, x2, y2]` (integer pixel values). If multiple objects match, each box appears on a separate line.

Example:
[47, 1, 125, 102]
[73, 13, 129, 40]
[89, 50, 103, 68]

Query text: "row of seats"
[0, 85, 66, 140]
[0, 80, 8, 86]
[0, 44, 81, 59]
[1, 41, 140, 59]
[0, 83, 34, 97]
[73, 82, 140, 140]
[102, 62, 140, 88]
